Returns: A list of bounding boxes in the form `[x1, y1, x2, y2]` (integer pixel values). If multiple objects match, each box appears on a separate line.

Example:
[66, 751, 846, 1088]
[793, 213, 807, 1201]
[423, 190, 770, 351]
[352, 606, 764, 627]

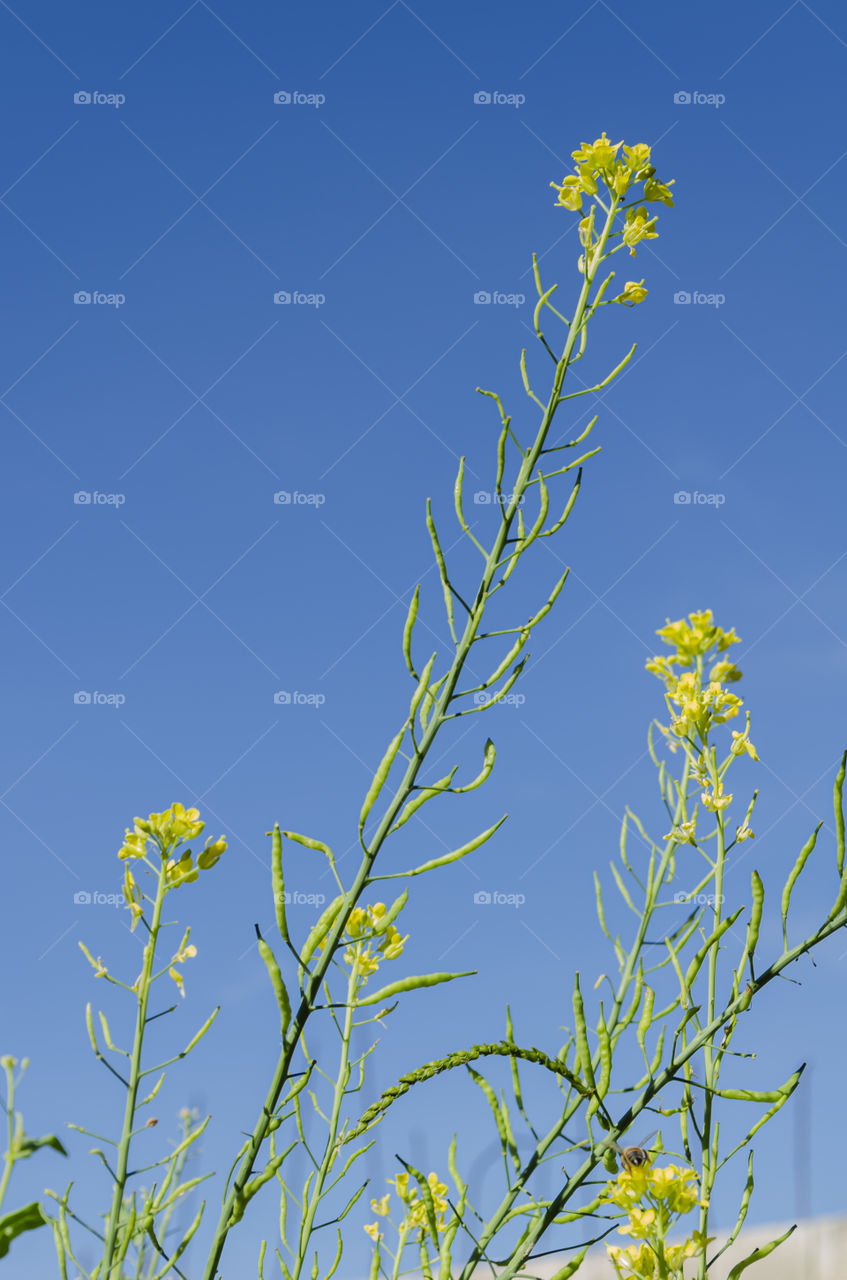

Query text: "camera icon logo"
[74, 91, 92, 105]
[273, 91, 292, 105]
[473, 491, 491, 504]
[73, 491, 91, 504]
[473, 290, 491, 304]
[74, 290, 92, 305]
[74, 690, 92, 704]
[674, 91, 692, 104]
[274, 691, 292, 705]
[673, 290, 691, 304]
[473, 890, 492, 904]
[274, 290, 291, 304]
[673, 491, 692, 505]
[74, 890, 92, 904]
[273, 491, 291, 504]
[473, 91, 491, 104]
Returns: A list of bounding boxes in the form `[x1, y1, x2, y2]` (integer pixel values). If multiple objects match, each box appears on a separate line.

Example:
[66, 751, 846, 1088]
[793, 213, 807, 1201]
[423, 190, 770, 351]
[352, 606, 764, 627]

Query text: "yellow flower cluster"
[342, 903, 407, 981]
[118, 803, 227, 891]
[646, 611, 747, 746]
[549, 133, 673, 270]
[603, 1165, 711, 1279]
[363, 1171, 449, 1241]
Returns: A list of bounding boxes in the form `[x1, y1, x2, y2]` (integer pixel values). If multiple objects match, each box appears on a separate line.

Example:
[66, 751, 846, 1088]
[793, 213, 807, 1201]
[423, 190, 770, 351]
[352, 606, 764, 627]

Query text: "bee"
[602, 1131, 658, 1172]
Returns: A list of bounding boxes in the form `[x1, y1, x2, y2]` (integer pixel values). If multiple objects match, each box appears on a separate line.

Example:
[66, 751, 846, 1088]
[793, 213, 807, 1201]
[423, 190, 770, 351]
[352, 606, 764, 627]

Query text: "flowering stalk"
[360, 610, 847, 1280]
[200, 130, 673, 1280]
[64, 805, 225, 1279]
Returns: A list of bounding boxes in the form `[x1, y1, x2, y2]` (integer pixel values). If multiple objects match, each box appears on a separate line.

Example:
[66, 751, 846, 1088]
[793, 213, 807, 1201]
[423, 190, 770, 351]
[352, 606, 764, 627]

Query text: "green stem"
[291, 969, 356, 1280]
[697, 727, 726, 1280]
[0, 1061, 16, 1213]
[199, 193, 623, 1280]
[101, 865, 169, 1277]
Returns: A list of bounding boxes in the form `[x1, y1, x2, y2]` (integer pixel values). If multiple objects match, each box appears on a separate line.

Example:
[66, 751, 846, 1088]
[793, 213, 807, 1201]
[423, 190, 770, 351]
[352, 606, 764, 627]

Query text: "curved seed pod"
[743, 870, 764, 971]
[549, 1247, 589, 1280]
[355, 970, 475, 1008]
[268, 825, 288, 944]
[409, 654, 437, 722]
[636, 984, 654, 1056]
[683, 908, 744, 990]
[572, 974, 596, 1091]
[402, 586, 421, 679]
[359, 727, 407, 836]
[390, 767, 459, 833]
[586, 1004, 611, 1119]
[371, 890, 407, 936]
[426, 500, 457, 643]
[782, 822, 823, 948]
[726, 1225, 796, 1280]
[452, 739, 496, 794]
[300, 895, 344, 968]
[394, 814, 507, 878]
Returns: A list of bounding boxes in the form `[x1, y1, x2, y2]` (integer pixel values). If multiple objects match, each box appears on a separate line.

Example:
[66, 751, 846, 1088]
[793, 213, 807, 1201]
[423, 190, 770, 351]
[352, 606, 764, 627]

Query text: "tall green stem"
[199, 197, 623, 1280]
[291, 971, 356, 1280]
[101, 868, 168, 1277]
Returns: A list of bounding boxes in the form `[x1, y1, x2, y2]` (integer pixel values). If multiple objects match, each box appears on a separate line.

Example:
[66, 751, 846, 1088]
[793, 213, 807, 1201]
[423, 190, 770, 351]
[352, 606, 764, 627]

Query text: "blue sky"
[3, 0, 847, 1275]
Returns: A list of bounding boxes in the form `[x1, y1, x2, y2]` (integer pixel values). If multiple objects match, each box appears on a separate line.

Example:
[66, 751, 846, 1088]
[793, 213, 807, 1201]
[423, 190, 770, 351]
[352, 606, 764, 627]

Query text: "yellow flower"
[648, 1165, 699, 1212]
[643, 177, 675, 206]
[623, 143, 652, 172]
[736, 820, 755, 842]
[663, 817, 697, 845]
[165, 853, 199, 887]
[731, 731, 758, 761]
[122, 867, 144, 931]
[710, 660, 742, 684]
[169, 966, 187, 998]
[572, 132, 623, 173]
[619, 1207, 656, 1238]
[615, 280, 648, 306]
[622, 207, 658, 256]
[197, 837, 227, 870]
[607, 1241, 656, 1277]
[363, 1223, 381, 1242]
[701, 787, 732, 813]
[370, 1193, 390, 1216]
[119, 830, 148, 861]
[550, 175, 583, 211]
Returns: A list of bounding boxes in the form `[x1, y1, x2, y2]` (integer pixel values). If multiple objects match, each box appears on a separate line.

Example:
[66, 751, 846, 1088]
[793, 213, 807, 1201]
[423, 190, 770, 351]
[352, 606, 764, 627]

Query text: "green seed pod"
[356, 970, 475, 1008]
[572, 974, 596, 1091]
[300, 895, 344, 967]
[269, 825, 289, 944]
[256, 928, 291, 1037]
[359, 727, 406, 835]
[402, 585, 421, 679]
